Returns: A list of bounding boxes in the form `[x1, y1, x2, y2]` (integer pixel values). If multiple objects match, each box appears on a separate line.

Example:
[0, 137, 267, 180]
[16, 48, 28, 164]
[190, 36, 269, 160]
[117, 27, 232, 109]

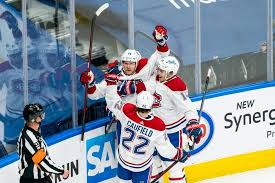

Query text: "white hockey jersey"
[112, 103, 178, 172]
[152, 75, 198, 134]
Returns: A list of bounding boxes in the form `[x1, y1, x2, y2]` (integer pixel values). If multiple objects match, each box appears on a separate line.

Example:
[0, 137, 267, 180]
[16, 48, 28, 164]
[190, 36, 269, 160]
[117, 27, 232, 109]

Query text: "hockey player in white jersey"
[151, 56, 204, 183]
[110, 91, 189, 183]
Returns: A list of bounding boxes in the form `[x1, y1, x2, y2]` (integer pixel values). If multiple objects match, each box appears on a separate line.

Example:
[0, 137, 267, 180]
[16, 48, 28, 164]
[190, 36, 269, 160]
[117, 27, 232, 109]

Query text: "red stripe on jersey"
[169, 177, 184, 180]
[165, 116, 186, 127]
[118, 149, 153, 168]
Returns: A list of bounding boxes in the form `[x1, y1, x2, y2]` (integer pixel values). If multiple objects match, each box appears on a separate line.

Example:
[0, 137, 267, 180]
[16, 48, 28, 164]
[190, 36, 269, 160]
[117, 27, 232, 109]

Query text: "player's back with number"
[111, 91, 188, 182]
[115, 102, 178, 172]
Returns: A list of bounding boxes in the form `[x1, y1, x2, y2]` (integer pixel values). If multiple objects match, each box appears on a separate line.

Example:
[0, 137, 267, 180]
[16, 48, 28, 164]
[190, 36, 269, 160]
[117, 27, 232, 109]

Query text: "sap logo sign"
[86, 132, 117, 182]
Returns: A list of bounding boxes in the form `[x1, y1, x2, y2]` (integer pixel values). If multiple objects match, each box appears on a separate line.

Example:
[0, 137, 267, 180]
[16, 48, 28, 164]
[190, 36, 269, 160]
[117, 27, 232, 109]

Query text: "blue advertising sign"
[86, 132, 117, 182]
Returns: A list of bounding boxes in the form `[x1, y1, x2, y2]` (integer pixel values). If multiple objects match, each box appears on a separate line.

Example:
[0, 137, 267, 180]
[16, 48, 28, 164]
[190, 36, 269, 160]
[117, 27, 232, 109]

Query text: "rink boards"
[0, 80, 275, 183]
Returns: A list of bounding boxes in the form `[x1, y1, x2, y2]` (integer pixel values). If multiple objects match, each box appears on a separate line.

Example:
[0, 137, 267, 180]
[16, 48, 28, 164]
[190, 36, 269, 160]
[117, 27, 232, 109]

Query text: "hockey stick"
[105, 117, 115, 134]
[151, 68, 211, 183]
[81, 3, 109, 141]
[188, 68, 211, 150]
[150, 125, 207, 183]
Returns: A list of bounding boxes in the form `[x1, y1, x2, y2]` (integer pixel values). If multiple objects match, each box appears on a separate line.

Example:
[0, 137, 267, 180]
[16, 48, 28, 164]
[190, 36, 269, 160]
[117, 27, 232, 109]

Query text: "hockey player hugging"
[80, 25, 205, 183]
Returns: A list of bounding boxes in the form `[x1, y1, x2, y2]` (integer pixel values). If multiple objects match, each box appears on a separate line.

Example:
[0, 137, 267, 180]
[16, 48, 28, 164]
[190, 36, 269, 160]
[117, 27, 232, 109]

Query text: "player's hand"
[62, 169, 69, 179]
[152, 25, 168, 46]
[174, 148, 189, 163]
[186, 120, 203, 144]
[105, 73, 119, 85]
[80, 71, 94, 86]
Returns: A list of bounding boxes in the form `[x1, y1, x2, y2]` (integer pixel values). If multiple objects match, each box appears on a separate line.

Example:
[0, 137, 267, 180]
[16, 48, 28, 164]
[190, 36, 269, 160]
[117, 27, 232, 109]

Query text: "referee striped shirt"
[17, 125, 64, 179]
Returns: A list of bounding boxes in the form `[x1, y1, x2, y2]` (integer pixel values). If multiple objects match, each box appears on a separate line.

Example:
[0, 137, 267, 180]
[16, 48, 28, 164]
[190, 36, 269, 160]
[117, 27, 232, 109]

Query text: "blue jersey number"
[122, 127, 150, 155]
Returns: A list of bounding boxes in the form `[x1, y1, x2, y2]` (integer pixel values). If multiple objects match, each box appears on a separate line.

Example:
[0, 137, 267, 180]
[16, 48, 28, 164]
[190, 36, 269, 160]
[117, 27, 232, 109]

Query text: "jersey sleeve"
[148, 45, 170, 69]
[154, 130, 178, 160]
[143, 76, 157, 94]
[24, 130, 64, 174]
[171, 91, 199, 122]
[105, 85, 125, 121]
[87, 80, 107, 100]
[105, 84, 121, 110]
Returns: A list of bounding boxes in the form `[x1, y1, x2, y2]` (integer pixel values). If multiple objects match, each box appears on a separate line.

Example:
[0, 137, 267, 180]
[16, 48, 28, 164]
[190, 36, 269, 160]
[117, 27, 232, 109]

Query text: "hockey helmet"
[157, 56, 180, 76]
[23, 103, 45, 123]
[136, 91, 154, 110]
[121, 49, 141, 63]
[158, 56, 180, 75]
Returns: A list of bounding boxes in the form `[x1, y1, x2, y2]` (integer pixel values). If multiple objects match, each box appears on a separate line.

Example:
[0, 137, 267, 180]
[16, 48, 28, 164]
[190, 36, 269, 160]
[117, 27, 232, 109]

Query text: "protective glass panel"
[26, 0, 73, 137]
[75, 1, 127, 122]
[134, 0, 196, 94]
[201, 0, 267, 91]
[0, 0, 23, 153]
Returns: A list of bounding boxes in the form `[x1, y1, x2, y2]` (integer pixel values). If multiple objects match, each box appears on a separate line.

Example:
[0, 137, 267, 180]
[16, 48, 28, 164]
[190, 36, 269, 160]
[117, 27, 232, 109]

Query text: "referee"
[17, 103, 69, 183]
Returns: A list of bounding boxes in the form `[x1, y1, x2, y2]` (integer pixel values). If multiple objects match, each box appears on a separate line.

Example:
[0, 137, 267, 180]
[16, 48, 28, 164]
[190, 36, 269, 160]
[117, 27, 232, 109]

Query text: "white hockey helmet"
[121, 49, 141, 63]
[157, 56, 180, 76]
[136, 91, 154, 110]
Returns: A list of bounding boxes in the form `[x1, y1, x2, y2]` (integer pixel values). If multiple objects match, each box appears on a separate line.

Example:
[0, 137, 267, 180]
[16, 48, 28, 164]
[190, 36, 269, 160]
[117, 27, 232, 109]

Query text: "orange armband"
[32, 148, 46, 165]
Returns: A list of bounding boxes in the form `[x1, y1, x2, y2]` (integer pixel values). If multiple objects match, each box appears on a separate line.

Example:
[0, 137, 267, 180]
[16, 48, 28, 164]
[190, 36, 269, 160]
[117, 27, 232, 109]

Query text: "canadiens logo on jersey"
[153, 92, 162, 108]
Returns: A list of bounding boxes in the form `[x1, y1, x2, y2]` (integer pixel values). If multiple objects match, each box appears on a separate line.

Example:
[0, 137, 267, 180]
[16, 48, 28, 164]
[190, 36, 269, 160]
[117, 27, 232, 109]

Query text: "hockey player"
[110, 91, 189, 183]
[115, 56, 204, 182]
[80, 48, 158, 144]
[151, 56, 203, 183]
[80, 25, 170, 139]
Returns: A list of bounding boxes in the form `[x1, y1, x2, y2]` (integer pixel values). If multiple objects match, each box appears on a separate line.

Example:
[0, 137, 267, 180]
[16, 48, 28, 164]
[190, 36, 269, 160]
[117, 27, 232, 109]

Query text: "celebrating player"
[116, 55, 204, 182]
[110, 91, 189, 183]
[80, 25, 170, 136]
[152, 56, 204, 182]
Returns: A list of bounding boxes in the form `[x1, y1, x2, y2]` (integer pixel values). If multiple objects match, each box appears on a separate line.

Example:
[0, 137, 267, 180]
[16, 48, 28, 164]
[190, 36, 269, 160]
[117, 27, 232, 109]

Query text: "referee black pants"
[20, 176, 52, 183]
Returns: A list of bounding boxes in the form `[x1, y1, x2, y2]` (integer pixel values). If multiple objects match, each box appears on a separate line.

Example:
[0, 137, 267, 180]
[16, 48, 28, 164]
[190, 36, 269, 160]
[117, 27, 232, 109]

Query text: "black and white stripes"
[17, 125, 64, 180]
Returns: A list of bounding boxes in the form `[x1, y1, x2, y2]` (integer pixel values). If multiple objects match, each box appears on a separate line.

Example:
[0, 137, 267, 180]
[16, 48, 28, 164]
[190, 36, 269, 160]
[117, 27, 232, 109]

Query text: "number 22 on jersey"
[122, 127, 150, 155]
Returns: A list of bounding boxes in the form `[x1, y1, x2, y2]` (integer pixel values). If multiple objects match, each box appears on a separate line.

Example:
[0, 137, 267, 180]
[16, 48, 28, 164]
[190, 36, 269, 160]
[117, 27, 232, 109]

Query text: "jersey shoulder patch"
[164, 76, 187, 92]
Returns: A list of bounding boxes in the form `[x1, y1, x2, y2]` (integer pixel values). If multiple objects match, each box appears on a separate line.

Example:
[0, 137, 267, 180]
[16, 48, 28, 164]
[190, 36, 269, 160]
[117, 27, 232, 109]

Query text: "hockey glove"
[80, 71, 95, 86]
[105, 73, 120, 86]
[107, 60, 121, 75]
[186, 120, 203, 144]
[173, 147, 189, 163]
[152, 25, 168, 46]
[117, 80, 146, 97]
